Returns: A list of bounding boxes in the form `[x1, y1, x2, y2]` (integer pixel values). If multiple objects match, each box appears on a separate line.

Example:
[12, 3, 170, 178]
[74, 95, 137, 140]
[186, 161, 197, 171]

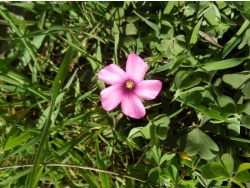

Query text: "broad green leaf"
[236, 163, 250, 173]
[161, 165, 179, 183]
[179, 90, 203, 104]
[160, 20, 174, 38]
[204, 6, 219, 26]
[174, 70, 201, 90]
[215, 95, 237, 114]
[242, 80, 250, 99]
[235, 170, 250, 183]
[221, 154, 234, 176]
[156, 39, 172, 52]
[141, 124, 150, 139]
[128, 163, 151, 179]
[160, 153, 175, 165]
[178, 129, 219, 160]
[201, 164, 220, 179]
[148, 166, 161, 184]
[227, 123, 240, 135]
[200, 57, 247, 72]
[123, 36, 135, 47]
[128, 127, 143, 139]
[124, 23, 137, 35]
[210, 162, 230, 178]
[128, 127, 144, 150]
[222, 73, 250, 89]
[241, 115, 250, 128]
[153, 116, 170, 140]
[150, 146, 161, 164]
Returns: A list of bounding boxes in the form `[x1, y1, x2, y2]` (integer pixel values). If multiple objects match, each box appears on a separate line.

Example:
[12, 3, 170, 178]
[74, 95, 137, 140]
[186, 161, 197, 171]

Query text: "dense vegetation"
[1, 1, 250, 187]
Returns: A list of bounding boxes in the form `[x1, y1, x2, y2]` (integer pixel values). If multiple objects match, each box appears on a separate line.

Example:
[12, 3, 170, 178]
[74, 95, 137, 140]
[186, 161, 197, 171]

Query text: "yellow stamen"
[126, 80, 134, 90]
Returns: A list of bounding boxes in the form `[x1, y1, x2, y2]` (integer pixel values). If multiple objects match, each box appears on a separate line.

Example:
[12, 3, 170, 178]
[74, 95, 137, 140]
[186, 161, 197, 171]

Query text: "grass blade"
[222, 20, 250, 58]
[95, 139, 111, 188]
[27, 47, 73, 188]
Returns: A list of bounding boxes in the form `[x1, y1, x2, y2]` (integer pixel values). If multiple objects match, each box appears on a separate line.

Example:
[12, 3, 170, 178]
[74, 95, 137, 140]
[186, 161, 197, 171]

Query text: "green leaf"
[0, 131, 33, 151]
[153, 116, 170, 140]
[0, 6, 37, 64]
[95, 139, 110, 188]
[160, 153, 176, 165]
[179, 90, 203, 104]
[204, 6, 219, 26]
[28, 47, 74, 188]
[210, 162, 230, 178]
[235, 170, 250, 183]
[236, 163, 250, 173]
[133, 11, 160, 35]
[125, 15, 140, 22]
[161, 165, 179, 183]
[222, 20, 250, 58]
[178, 129, 219, 160]
[232, 180, 246, 188]
[201, 164, 220, 179]
[174, 70, 201, 90]
[227, 123, 240, 135]
[163, 1, 176, 14]
[238, 28, 250, 49]
[51, 47, 73, 105]
[190, 19, 203, 45]
[124, 23, 137, 35]
[242, 80, 250, 99]
[141, 124, 151, 139]
[113, 21, 120, 64]
[221, 153, 234, 176]
[215, 95, 237, 115]
[148, 167, 161, 184]
[0, 168, 32, 185]
[128, 127, 144, 150]
[175, 97, 228, 122]
[222, 73, 250, 89]
[156, 39, 172, 52]
[200, 57, 247, 72]
[241, 115, 250, 128]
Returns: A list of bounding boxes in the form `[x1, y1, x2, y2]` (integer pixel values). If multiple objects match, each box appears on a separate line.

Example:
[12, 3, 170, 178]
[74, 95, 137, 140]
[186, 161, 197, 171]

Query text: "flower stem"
[169, 105, 187, 119]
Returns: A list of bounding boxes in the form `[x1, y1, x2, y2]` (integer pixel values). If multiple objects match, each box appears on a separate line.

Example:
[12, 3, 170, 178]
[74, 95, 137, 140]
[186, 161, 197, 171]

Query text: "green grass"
[1, 1, 250, 187]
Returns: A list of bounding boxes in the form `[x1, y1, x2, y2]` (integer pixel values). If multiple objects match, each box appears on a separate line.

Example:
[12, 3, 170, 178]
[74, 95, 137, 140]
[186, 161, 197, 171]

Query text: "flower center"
[125, 80, 135, 90]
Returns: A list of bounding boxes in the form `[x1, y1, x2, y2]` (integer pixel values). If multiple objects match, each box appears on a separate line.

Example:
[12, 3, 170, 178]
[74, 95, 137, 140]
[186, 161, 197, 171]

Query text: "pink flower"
[98, 53, 162, 119]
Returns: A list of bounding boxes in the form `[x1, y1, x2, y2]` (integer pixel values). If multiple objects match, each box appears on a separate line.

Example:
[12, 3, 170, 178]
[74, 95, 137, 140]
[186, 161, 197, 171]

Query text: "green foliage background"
[1, 1, 250, 187]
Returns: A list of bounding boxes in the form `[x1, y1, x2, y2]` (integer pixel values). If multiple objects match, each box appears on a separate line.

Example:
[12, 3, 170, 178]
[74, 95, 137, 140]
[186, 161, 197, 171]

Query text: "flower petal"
[121, 93, 145, 119]
[100, 84, 124, 111]
[98, 64, 127, 85]
[126, 53, 148, 82]
[134, 80, 162, 100]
